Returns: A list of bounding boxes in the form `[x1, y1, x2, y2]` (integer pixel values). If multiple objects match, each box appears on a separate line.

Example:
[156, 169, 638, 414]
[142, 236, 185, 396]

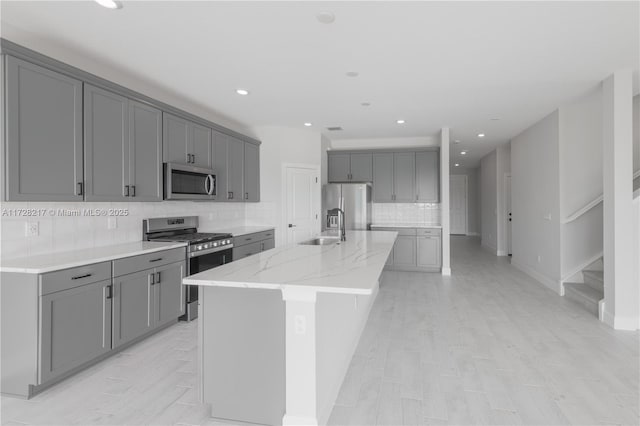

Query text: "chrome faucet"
[327, 207, 346, 241]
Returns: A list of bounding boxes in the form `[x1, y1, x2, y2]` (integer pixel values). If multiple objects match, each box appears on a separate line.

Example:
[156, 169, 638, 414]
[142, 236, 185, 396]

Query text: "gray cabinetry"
[393, 236, 417, 267]
[154, 261, 186, 328]
[214, 133, 245, 201]
[112, 269, 153, 348]
[328, 152, 372, 183]
[232, 230, 275, 260]
[372, 153, 394, 202]
[417, 235, 441, 268]
[163, 112, 212, 168]
[416, 151, 439, 202]
[393, 152, 416, 202]
[372, 226, 441, 272]
[39, 278, 112, 384]
[85, 85, 161, 201]
[244, 142, 260, 201]
[4, 56, 83, 201]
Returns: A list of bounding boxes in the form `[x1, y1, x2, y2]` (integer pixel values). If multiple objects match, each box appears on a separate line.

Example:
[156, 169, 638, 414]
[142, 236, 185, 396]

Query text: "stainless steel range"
[142, 216, 233, 321]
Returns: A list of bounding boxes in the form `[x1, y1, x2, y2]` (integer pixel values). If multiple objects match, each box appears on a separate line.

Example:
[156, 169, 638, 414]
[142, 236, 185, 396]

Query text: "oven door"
[181, 247, 232, 321]
[164, 162, 216, 200]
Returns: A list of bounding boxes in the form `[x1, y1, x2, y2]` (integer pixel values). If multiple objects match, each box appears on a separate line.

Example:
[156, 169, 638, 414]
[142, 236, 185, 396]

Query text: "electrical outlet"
[107, 217, 117, 230]
[294, 315, 306, 335]
[25, 221, 39, 237]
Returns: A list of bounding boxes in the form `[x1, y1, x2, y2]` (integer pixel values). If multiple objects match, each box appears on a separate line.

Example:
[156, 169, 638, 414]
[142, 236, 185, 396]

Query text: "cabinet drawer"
[40, 262, 111, 296]
[234, 230, 274, 247]
[113, 248, 186, 278]
[371, 227, 417, 236]
[232, 241, 263, 260]
[416, 228, 441, 237]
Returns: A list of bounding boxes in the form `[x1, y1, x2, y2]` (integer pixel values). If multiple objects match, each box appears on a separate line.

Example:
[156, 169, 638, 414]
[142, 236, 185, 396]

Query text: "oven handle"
[206, 175, 215, 196]
[189, 245, 234, 258]
[204, 174, 210, 195]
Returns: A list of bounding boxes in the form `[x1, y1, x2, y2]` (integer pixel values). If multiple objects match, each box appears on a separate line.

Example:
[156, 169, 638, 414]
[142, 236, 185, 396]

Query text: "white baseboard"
[466, 232, 480, 237]
[511, 260, 562, 295]
[497, 250, 507, 257]
[602, 306, 640, 330]
[283, 415, 318, 426]
[441, 267, 451, 276]
[481, 241, 498, 255]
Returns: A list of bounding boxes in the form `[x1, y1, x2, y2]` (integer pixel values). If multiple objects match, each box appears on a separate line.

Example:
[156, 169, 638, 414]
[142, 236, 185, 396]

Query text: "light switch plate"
[107, 217, 117, 229]
[25, 221, 39, 237]
[294, 315, 306, 335]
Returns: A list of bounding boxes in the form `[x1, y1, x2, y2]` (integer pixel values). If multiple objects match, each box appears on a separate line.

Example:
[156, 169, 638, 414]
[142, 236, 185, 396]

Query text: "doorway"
[283, 165, 320, 244]
[505, 173, 512, 256]
[450, 175, 468, 235]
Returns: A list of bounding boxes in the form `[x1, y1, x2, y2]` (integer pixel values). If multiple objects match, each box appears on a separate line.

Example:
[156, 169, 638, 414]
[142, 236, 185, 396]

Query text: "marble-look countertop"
[371, 223, 442, 229]
[184, 230, 397, 295]
[0, 241, 187, 274]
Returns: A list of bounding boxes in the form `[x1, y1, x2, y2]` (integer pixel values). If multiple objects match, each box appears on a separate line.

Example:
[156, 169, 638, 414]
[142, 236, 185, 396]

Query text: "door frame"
[282, 163, 321, 245]
[504, 173, 512, 256]
[449, 174, 468, 235]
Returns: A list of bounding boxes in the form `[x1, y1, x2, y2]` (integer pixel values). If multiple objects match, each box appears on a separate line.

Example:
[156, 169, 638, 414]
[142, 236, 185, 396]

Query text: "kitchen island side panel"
[200, 286, 285, 425]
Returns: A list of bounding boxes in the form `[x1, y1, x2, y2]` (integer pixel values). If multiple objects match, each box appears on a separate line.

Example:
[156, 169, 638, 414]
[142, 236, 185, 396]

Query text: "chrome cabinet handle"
[76, 182, 83, 196]
[131, 185, 136, 197]
[125, 185, 130, 197]
[71, 273, 92, 280]
[228, 191, 233, 199]
[245, 192, 249, 200]
[149, 258, 163, 263]
[150, 273, 155, 285]
[156, 272, 161, 283]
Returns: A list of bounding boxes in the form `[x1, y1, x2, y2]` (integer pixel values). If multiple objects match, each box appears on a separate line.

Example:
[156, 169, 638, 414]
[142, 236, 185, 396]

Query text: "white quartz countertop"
[0, 241, 187, 274]
[212, 226, 275, 237]
[371, 223, 442, 229]
[184, 230, 397, 295]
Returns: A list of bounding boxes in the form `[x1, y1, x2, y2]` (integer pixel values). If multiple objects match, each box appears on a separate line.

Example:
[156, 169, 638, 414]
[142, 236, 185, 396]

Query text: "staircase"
[564, 259, 604, 316]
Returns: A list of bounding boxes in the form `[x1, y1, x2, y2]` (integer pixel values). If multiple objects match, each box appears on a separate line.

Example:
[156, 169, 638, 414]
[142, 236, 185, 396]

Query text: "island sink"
[298, 236, 341, 246]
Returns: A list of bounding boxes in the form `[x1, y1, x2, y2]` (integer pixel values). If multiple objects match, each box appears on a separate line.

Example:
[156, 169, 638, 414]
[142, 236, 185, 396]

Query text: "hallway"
[328, 236, 639, 425]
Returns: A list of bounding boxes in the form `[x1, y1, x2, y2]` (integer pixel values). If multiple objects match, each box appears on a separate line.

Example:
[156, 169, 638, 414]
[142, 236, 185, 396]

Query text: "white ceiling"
[1, 1, 639, 168]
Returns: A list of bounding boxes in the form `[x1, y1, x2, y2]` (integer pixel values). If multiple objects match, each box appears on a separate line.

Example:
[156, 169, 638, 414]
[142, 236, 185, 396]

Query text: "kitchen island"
[183, 230, 397, 426]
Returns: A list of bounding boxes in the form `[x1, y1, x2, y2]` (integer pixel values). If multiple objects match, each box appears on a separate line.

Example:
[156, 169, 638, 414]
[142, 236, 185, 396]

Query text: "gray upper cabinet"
[328, 154, 350, 182]
[4, 56, 83, 201]
[129, 100, 162, 201]
[349, 153, 373, 182]
[163, 112, 212, 168]
[416, 151, 439, 202]
[39, 279, 112, 384]
[227, 137, 245, 201]
[393, 152, 416, 202]
[84, 84, 129, 201]
[372, 153, 394, 202]
[244, 142, 260, 202]
[212, 131, 228, 201]
[328, 152, 372, 183]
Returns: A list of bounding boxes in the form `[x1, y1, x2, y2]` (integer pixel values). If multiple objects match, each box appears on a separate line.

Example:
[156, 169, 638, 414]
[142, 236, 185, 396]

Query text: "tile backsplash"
[0, 201, 249, 261]
[372, 203, 441, 225]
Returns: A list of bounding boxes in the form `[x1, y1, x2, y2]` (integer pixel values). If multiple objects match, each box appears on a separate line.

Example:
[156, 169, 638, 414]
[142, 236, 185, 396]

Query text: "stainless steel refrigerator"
[322, 183, 372, 231]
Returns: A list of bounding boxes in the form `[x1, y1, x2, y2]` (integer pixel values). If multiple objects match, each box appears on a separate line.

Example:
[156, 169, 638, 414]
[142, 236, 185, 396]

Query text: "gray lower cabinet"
[416, 151, 439, 202]
[39, 279, 112, 384]
[417, 236, 441, 268]
[392, 236, 417, 267]
[244, 142, 260, 201]
[154, 261, 186, 328]
[232, 230, 275, 260]
[372, 226, 441, 271]
[84, 85, 162, 201]
[372, 153, 395, 202]
[4, 56, 84, 201]
[163, 112, 212, 168]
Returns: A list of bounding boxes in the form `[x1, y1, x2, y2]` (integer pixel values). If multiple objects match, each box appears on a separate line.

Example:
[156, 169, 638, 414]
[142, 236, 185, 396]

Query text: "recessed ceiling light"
[304, 122, 312, 127]
[461, 151, 467, 155]
[361, 102, 371, 107]
[396, 119, 405, 124]
[346, 71, 359, 77]
[455, 163, 460, 167]
[95, 0, 122, 9]
[477, 133, 485, 138]
[236, 89, 249, 96]
[316, 11, 335, 24]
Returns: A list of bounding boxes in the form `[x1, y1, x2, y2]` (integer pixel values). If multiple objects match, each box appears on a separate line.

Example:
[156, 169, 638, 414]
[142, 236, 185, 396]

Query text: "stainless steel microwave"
[164, 162, 216, 200]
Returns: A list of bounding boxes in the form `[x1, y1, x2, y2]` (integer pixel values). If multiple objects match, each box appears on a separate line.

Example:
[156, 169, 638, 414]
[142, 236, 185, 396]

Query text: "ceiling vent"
[326, 126, 343, 131]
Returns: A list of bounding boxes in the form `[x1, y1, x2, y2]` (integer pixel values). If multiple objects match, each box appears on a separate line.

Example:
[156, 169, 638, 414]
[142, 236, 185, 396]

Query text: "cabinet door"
[190, 123, 212, 168]
[5, 56, 83, 201]
[112, 269, 154, 348]
[129, 100, 162, 201]
[261, 238, 275, 251]
[154, 261, 186, 328]
[244, 142, 260, 201]
[163, 112, 189, 164]
[212, 131, 228, 200]
[372, 153, 394, 202]
[392, 236, 416, 267]
[39, 280, 112, 384]
[393, 152, 416, 202]
[84, 84, 129, 201]
[232, 241, 263, 260]
[328, 154, 351, 182]
[349, 153, 373, 182]
[227, 136, 245, 201]
[417, 236, 441, 268]
[416, 151, 439, 202]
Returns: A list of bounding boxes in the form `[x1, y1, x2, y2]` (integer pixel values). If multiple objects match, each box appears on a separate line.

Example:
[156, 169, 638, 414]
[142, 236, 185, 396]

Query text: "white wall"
[510, 111, 562, 292]
[451, 168, 480, 235]
[480, 151, 497, 251]
[246, 126, 322, 246]
[633, 95, 640, 190]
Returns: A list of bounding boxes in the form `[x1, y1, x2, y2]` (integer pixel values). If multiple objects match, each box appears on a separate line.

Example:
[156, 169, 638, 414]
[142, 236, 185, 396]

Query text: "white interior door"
[505, 174, 512, 255]
[285, 166, 319, 244]
[450, 175, 468, 235]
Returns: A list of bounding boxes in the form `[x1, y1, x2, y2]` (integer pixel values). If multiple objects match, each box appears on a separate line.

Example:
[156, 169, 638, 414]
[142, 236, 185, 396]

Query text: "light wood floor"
[2, 236, 638, 426]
